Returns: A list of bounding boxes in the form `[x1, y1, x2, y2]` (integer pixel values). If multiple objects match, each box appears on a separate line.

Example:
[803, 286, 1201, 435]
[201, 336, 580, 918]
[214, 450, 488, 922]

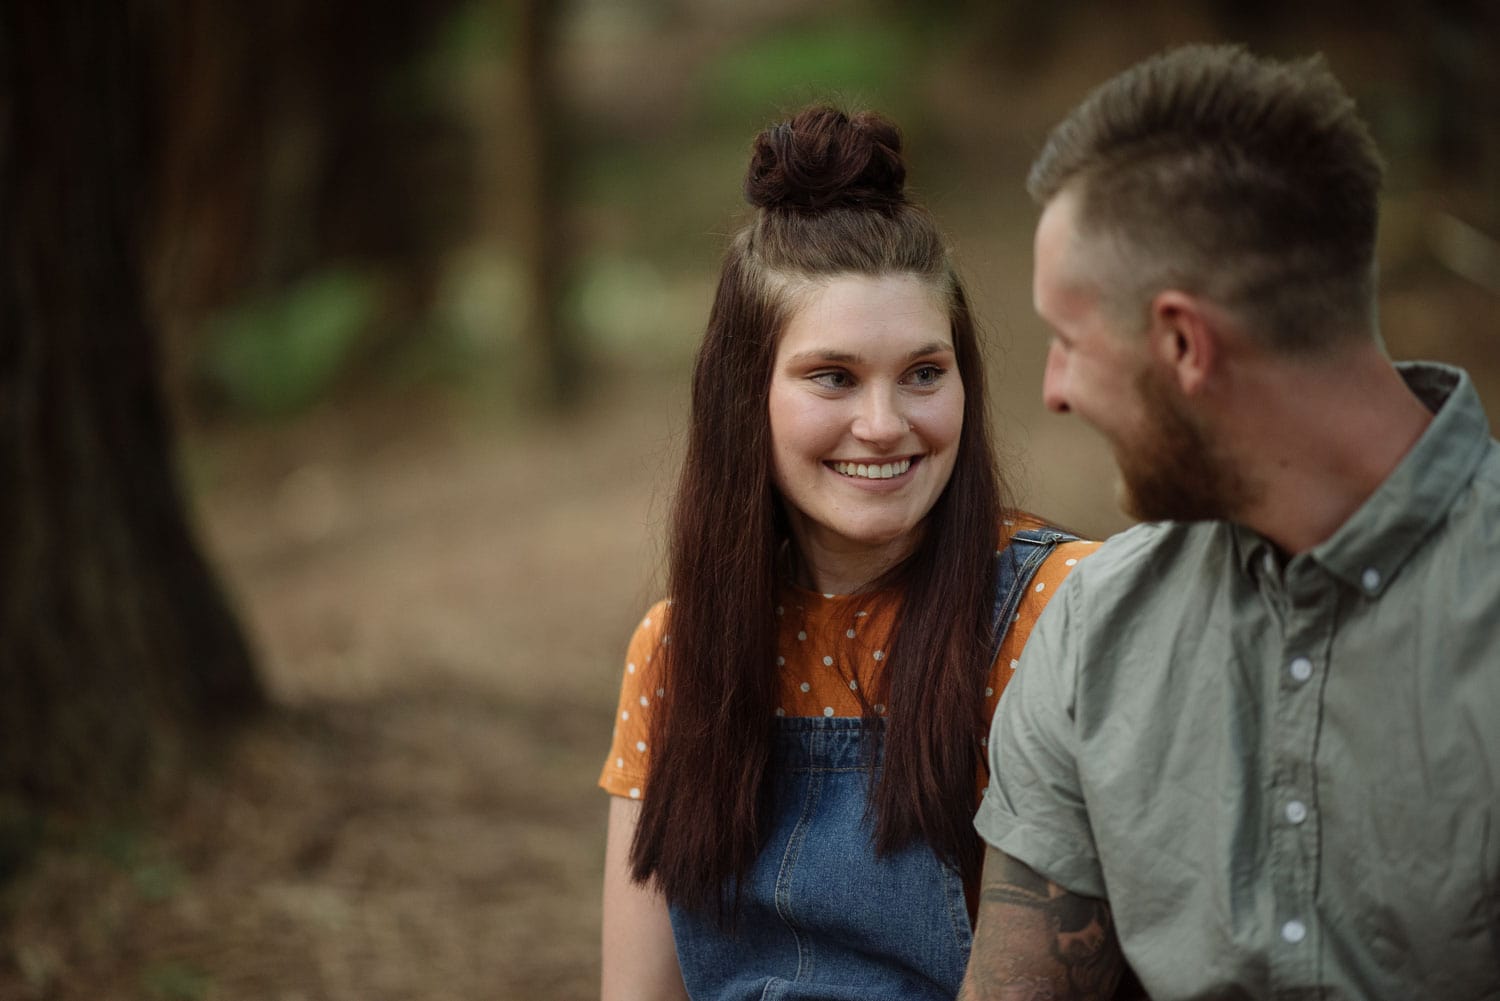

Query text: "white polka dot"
[1361, 567, 1381, 592]
[1034, 582, 1046, 592]
[621, 711, 630, 721]
[616, 757, 623, 768]
[1013, 612, 1020, 623]
[822, 655, 833, 666]
[797, 631, 807, 641]
[775, 707, 786, 717]
[822, 706, 834, 717]
[639, 695, 649, 707]
[873, 650, 884, 661]
[1002, 519, 1014, 526]
[656, 687, 665, 697]
[776, 656, 785, 666]
[800, 682, 811, 692]
[642, 617, 651, 627]
[985, 687, 994, 697]
[645, 653, 652, 662]
[629, 787, 641, 799]
[823, 593, 835, 599]
[849, 680, 859, 690]
[627, 662, 636, 674]
[1010, 659, 1020, 670]
[856, 610, 868, 617]
[636, 741, 647, 752]
[846, 629, 856, 638]
[662, 634, 671, 645]
[1065, 558, 1078, 566]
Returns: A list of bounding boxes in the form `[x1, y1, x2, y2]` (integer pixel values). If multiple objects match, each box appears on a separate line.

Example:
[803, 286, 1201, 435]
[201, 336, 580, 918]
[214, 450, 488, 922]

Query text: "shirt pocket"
[1341, 790, 1497, 998]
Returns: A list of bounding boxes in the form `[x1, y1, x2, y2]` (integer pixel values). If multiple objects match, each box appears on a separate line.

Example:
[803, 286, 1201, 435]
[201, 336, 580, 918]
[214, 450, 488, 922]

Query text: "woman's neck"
[782, 528, 918, 596]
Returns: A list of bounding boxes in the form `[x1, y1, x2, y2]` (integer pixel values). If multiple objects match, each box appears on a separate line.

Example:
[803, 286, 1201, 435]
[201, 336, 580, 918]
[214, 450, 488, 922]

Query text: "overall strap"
[990, 527, 1076, 660]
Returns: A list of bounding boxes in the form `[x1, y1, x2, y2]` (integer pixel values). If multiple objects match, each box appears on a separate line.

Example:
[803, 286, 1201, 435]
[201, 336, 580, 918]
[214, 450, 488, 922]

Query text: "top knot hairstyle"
[1028, 44, 1385, 352]
[745, 107, 908, 213]
[630, 106, 1011, 921]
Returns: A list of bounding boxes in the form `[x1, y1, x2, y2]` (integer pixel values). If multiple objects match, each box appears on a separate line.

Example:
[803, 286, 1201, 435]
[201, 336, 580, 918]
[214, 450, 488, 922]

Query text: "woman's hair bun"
[744, 106, 907, 213]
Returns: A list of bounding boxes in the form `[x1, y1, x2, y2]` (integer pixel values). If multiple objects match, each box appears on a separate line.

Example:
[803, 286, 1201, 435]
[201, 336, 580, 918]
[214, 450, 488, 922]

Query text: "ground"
[1, 374, 682, 1000]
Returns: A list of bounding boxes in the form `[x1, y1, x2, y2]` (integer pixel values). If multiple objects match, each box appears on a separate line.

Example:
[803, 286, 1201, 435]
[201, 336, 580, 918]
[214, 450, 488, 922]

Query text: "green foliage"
[203, 269, 383, 416]
[91, 825, 188, 902]
[697, 19, 923, 123]
[0, 799, 44, 885]
[143, 961, 212, 1001]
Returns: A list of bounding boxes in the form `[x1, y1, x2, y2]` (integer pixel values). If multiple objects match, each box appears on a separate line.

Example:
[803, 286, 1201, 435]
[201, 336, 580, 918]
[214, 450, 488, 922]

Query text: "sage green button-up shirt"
[977, 363, 1500, 1000]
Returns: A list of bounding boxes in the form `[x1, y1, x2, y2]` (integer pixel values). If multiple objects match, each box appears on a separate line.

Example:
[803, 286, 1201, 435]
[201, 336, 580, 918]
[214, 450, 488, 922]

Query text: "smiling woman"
[598, 106, 1100, 1001]
[770, 274, 964, 594]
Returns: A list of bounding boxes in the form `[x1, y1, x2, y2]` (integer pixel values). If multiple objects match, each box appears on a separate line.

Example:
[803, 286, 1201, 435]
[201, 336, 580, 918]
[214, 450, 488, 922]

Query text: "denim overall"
[670, 529, 1071, 1001]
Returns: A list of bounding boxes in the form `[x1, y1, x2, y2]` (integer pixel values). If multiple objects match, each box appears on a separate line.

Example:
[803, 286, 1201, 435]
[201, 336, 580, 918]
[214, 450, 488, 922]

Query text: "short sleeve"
[598, 600, 669, 800]
[975, 572, 1106, 899]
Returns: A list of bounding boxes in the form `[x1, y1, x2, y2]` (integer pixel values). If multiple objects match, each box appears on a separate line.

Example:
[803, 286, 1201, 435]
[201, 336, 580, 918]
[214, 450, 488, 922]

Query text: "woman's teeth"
[832, 458, 912, 480]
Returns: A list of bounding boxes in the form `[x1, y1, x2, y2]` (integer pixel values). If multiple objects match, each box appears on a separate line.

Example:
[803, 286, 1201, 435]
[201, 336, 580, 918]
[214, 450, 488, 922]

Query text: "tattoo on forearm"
[962, 852, 1123, 1001]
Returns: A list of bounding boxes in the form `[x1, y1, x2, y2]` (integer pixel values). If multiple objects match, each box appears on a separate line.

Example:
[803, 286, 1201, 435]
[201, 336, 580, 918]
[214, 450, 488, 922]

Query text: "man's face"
[1033, 188, 1247, 522]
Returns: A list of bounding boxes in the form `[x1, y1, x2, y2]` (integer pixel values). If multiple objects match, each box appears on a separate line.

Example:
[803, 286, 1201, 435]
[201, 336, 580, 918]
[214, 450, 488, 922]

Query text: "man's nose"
[1042, 341, 1072, 414]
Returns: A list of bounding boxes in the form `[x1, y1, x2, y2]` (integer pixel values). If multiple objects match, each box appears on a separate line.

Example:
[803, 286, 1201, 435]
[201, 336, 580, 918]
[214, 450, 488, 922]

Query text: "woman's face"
[767, 273, 965, 583]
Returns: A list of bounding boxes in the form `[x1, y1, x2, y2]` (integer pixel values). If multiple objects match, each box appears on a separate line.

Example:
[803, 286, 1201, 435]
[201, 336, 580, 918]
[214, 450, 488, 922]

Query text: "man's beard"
[1113, 365, 1256, 523]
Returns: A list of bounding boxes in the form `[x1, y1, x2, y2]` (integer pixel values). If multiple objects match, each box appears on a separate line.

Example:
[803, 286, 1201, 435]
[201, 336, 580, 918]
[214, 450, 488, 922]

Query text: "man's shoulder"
[1065, 519, 1229, 591]
[1470, 435, 1500, 492]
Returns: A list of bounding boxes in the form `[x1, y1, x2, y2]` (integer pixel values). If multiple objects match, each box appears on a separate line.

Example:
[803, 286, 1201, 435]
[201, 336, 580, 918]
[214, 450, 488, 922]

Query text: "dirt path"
[3, 375, 689, 1000]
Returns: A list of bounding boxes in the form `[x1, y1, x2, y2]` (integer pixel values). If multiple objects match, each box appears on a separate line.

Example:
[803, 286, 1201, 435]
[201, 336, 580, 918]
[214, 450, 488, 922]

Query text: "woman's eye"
[811, 371, 853, 389]
[906, 365, 945, 386]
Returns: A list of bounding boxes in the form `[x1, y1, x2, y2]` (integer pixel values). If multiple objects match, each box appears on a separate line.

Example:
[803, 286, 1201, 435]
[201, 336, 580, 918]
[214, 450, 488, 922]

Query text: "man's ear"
[1147, 290, 1217, 396]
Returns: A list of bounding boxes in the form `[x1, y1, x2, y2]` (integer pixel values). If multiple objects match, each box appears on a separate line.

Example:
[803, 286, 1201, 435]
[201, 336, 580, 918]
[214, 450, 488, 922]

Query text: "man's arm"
[959, 844, 1125, 1001]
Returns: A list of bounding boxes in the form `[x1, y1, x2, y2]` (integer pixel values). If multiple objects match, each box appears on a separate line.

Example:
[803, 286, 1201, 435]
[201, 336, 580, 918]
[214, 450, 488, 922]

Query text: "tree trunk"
[514, 0, 579, 408]
[0, 3, 263, 812]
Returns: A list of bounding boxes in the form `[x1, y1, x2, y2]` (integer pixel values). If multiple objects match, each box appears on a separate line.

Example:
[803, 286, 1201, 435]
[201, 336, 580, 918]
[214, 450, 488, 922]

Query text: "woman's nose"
[852, 387, 909, 444]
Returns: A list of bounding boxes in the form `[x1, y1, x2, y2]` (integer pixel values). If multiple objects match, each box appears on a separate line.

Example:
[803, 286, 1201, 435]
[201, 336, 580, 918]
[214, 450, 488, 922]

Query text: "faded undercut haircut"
[1029, 44, 1385, 353]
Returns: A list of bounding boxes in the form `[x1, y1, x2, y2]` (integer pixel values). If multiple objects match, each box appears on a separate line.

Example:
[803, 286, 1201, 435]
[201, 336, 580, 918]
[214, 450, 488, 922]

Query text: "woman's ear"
[1147, 290, 1217, 396]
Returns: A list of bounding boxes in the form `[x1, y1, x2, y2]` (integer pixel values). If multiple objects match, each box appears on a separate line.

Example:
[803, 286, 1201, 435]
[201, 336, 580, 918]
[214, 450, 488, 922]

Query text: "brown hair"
[1028, 44, 1385, 352]
[630, 106, 1008, 919]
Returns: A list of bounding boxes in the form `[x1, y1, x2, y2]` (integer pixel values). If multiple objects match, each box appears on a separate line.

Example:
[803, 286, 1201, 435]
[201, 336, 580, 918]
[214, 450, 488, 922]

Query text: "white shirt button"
[1262, 551, 1276, 576]
[1285, 800, 1308, 824]
[1361, 567, 1381, 592]
[1281, 919, 1307, 944]
[1289, 657, 1313, 683]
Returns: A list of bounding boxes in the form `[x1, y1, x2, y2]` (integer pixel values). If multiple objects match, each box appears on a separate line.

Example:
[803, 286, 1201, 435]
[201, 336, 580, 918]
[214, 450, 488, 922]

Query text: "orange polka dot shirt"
[600, 524, 1101, 801]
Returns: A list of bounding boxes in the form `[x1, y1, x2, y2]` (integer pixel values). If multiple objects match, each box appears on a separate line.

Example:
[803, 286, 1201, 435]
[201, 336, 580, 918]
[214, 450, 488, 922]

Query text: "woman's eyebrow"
[785, 342, 955, 366]
[906, 341, 955, 361]
[784, 349, 863, 364]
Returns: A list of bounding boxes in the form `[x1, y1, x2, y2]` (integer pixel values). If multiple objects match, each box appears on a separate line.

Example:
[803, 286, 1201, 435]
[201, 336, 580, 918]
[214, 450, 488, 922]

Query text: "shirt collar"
[1234, 362, 1490, 589]
[1307, 362, 1491, 595]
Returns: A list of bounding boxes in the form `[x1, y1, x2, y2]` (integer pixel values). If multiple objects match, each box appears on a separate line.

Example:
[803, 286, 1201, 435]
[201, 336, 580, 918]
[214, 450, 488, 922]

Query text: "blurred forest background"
[2, 0, 1496, 998]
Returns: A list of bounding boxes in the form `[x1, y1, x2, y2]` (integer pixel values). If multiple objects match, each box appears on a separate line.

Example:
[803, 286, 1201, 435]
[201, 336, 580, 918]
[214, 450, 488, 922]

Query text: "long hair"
[630, 106, 1008, 919]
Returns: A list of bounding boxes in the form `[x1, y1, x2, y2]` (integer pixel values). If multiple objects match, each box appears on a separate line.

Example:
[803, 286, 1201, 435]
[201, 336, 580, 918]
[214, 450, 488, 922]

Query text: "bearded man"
[960, 44, 1500, 1001]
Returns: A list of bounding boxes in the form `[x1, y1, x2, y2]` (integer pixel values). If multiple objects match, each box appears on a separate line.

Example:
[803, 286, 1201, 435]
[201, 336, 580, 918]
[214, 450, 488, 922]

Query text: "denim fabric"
[672, 529, 1069, 1001]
